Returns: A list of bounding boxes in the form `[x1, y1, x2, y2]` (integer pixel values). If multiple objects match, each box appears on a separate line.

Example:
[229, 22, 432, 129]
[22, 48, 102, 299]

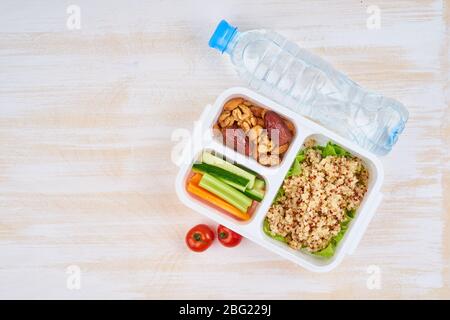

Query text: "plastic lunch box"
[175, 87, 383, 272]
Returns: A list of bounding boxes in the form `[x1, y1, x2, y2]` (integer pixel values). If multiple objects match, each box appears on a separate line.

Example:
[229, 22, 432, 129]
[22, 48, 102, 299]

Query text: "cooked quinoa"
[266, 140, 369, 253]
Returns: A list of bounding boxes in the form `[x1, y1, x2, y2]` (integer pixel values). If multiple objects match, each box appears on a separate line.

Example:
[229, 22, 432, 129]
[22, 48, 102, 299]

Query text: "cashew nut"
[238, 105, 252, 120]
[218, 111, 230, 122]
[240, 121, 250, 133]
[224, 98, 244, 111]
[232, 108, 242, 120]
[219, 116, 234, 128]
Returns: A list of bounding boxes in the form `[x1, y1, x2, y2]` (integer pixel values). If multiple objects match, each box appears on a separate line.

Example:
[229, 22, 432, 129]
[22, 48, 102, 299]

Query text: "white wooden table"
[0, 0, 448, 299]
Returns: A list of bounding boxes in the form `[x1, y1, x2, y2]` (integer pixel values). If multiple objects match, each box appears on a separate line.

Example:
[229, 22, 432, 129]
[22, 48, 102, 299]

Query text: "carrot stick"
[187, 182, 251, 221]
[190, 172, 203, 185]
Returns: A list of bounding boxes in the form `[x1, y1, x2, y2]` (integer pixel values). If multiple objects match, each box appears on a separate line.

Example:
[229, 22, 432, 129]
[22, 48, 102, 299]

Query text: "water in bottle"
[208, 20, 408, 155]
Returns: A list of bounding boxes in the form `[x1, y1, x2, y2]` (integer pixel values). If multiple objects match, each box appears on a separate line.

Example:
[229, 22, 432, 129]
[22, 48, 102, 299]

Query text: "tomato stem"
[193, 232, 202, 242]
[219, 232, 227, 239]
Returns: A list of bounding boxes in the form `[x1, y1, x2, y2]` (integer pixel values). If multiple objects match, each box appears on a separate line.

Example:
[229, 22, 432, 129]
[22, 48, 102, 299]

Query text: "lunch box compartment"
[180, 148, 269, 225]
[257, 132, 383, 268]
[176, 87, 384, 272]
[210, 92, 298, 168]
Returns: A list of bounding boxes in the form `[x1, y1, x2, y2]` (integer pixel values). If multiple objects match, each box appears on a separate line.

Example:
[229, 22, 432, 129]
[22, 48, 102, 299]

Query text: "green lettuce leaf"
[346, 208, 356, 218]
[332, 220, 349, 244]
[322, 143, 337, 157]
[321, 142, 350, 158]
[333, 143, 350, 156]
[286, 158, 301, 177]
[314, 145, 325, 152]
[273, 187, 285, 204]
[314, 243, 335, 258]
[263, 218, 287, 243]
[313, 208, 356, 258]
[295, 153, 306, 163]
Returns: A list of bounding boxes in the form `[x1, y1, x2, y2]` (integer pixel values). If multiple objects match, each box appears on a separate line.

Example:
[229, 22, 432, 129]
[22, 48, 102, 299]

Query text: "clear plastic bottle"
[208, 20, 408, 155]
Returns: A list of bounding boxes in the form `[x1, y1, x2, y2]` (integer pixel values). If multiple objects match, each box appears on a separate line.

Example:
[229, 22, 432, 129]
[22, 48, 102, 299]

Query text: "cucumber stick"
[199, 173, 252, 212]
[235, 163, 259, 176]
[192, 163, 249, 192]
[221, 179, 247, 192]
[244, 187, 265, 202]
[253, 178, 265, 190]
[202, 152, 256, 189]
[244, 178, 265, 201]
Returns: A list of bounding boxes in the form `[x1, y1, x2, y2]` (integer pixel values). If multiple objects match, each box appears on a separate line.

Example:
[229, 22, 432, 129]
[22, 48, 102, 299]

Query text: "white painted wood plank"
[0, 0, 448, 299]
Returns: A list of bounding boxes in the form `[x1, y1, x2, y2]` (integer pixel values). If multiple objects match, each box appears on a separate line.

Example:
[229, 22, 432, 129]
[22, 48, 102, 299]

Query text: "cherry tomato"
[217, 225, 242, 247]
[185, 224, 215, 252]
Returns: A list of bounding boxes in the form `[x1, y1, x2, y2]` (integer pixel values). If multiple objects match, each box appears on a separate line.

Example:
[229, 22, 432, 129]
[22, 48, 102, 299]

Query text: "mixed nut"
[213, 98, 295, 166]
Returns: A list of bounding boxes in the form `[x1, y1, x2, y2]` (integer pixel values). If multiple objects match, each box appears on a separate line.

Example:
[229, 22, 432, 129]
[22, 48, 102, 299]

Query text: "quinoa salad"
[264, 139, 369, 258]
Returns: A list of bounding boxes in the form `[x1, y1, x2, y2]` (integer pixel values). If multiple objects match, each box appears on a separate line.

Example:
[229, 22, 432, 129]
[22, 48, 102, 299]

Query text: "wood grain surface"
[0, 0, 448, 299]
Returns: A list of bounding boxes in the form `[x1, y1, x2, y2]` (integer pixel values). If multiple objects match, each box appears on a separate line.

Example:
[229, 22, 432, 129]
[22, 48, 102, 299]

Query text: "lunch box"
[175, 87, 383, 272]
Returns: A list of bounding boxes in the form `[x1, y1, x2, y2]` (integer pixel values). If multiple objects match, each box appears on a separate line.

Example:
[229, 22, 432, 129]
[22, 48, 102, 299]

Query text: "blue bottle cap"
[209, 20, 238, 53]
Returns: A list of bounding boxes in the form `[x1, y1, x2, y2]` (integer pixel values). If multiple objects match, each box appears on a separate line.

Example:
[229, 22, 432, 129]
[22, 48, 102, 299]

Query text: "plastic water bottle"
[208, 20, 409, 155]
